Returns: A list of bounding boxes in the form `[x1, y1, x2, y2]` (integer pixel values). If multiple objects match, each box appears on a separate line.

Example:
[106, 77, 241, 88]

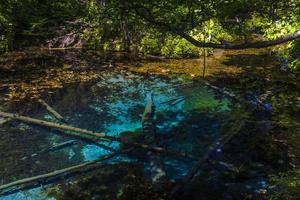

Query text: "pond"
[0, 68, 233, 199]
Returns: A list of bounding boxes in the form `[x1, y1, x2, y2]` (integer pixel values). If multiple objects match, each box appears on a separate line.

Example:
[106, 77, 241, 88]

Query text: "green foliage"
[1, 0, 300, 55]
[290, 59, 300, 71]
[288, 40, 300, 71]
[247, 11, 300, 71]
[0, 18, 14, 52]
[161, 35, 200, 58]
[269, 170, 300, 200]
[139, 34, 162, 55]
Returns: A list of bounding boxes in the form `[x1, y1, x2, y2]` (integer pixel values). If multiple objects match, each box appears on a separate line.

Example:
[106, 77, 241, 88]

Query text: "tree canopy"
[0, 0, 300, 53]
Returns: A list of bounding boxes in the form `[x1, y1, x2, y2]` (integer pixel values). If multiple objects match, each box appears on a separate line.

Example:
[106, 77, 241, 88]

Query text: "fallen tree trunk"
[168, 120, 246, 199]
[0, 111, 195, 160]
[0, 149, 132, 196]
[38, 99, 64, 121]
[142, 93, 167, 185]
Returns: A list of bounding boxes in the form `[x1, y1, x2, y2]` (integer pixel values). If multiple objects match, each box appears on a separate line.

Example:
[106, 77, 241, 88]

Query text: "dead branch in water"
[38, 99, 64, 121]
[203, 82, 238, 100]
[0, 111, 195, 160]
[20, 140, 77, 161]
[168, 120, 246, 199]
[0, 149, 132, 196]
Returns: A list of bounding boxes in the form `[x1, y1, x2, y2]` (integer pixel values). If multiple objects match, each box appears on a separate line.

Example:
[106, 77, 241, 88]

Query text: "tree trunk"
[142, 93, 167, 186]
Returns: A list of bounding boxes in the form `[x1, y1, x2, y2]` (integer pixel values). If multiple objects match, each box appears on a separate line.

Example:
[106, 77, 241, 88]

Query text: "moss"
[182, 87, 231, 113]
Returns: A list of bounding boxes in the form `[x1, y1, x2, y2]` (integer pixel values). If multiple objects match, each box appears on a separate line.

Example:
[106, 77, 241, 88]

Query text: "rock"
[107, 75, 126, 83]
[255, 188, 267, 194]
[278, 160, 285, 164]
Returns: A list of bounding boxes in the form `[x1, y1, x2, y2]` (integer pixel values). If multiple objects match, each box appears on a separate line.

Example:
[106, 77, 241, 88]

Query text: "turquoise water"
[0, 71, 232, 199]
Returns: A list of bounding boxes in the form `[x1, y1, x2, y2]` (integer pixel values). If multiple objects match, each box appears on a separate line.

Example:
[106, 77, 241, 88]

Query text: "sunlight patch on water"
[104, 121, 141, 137]
[82, 144, 112, 161]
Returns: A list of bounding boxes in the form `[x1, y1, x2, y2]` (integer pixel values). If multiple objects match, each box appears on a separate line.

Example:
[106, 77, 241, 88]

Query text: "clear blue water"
[0, 71, 233, 199]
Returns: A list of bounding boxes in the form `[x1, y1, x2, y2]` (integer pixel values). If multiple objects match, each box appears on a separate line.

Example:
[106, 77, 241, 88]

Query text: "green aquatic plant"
[183, 87, 231, 113]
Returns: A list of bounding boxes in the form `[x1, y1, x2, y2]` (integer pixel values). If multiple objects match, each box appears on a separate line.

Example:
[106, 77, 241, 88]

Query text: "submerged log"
[20, 140, 77, 161]
[0, 149, 132, 196]
[169, 120, 246, 199]
[38, 99, 64, 121]
[0, 111, 195, 160]
[160, 96, 187, 105]
[142, 93, 167, 185]
[142, 94, 156, 141]
[203, 82, 238, 100]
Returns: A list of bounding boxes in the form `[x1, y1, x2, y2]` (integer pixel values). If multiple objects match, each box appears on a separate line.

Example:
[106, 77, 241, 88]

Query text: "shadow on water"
[222, 54, 275, 68]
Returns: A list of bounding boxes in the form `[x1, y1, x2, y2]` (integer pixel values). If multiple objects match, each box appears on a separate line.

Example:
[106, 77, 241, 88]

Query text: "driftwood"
[142, 93, 167, 185]
[169, 120, 246, 199]
[38, 99, 64, 121]
[0, 149, 132, 196]
[20, 140, 77, 161]
[0, 111, 195, 160]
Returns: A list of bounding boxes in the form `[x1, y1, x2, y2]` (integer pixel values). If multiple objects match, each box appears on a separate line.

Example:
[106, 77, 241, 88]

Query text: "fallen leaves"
[2, 68, 98, 101]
